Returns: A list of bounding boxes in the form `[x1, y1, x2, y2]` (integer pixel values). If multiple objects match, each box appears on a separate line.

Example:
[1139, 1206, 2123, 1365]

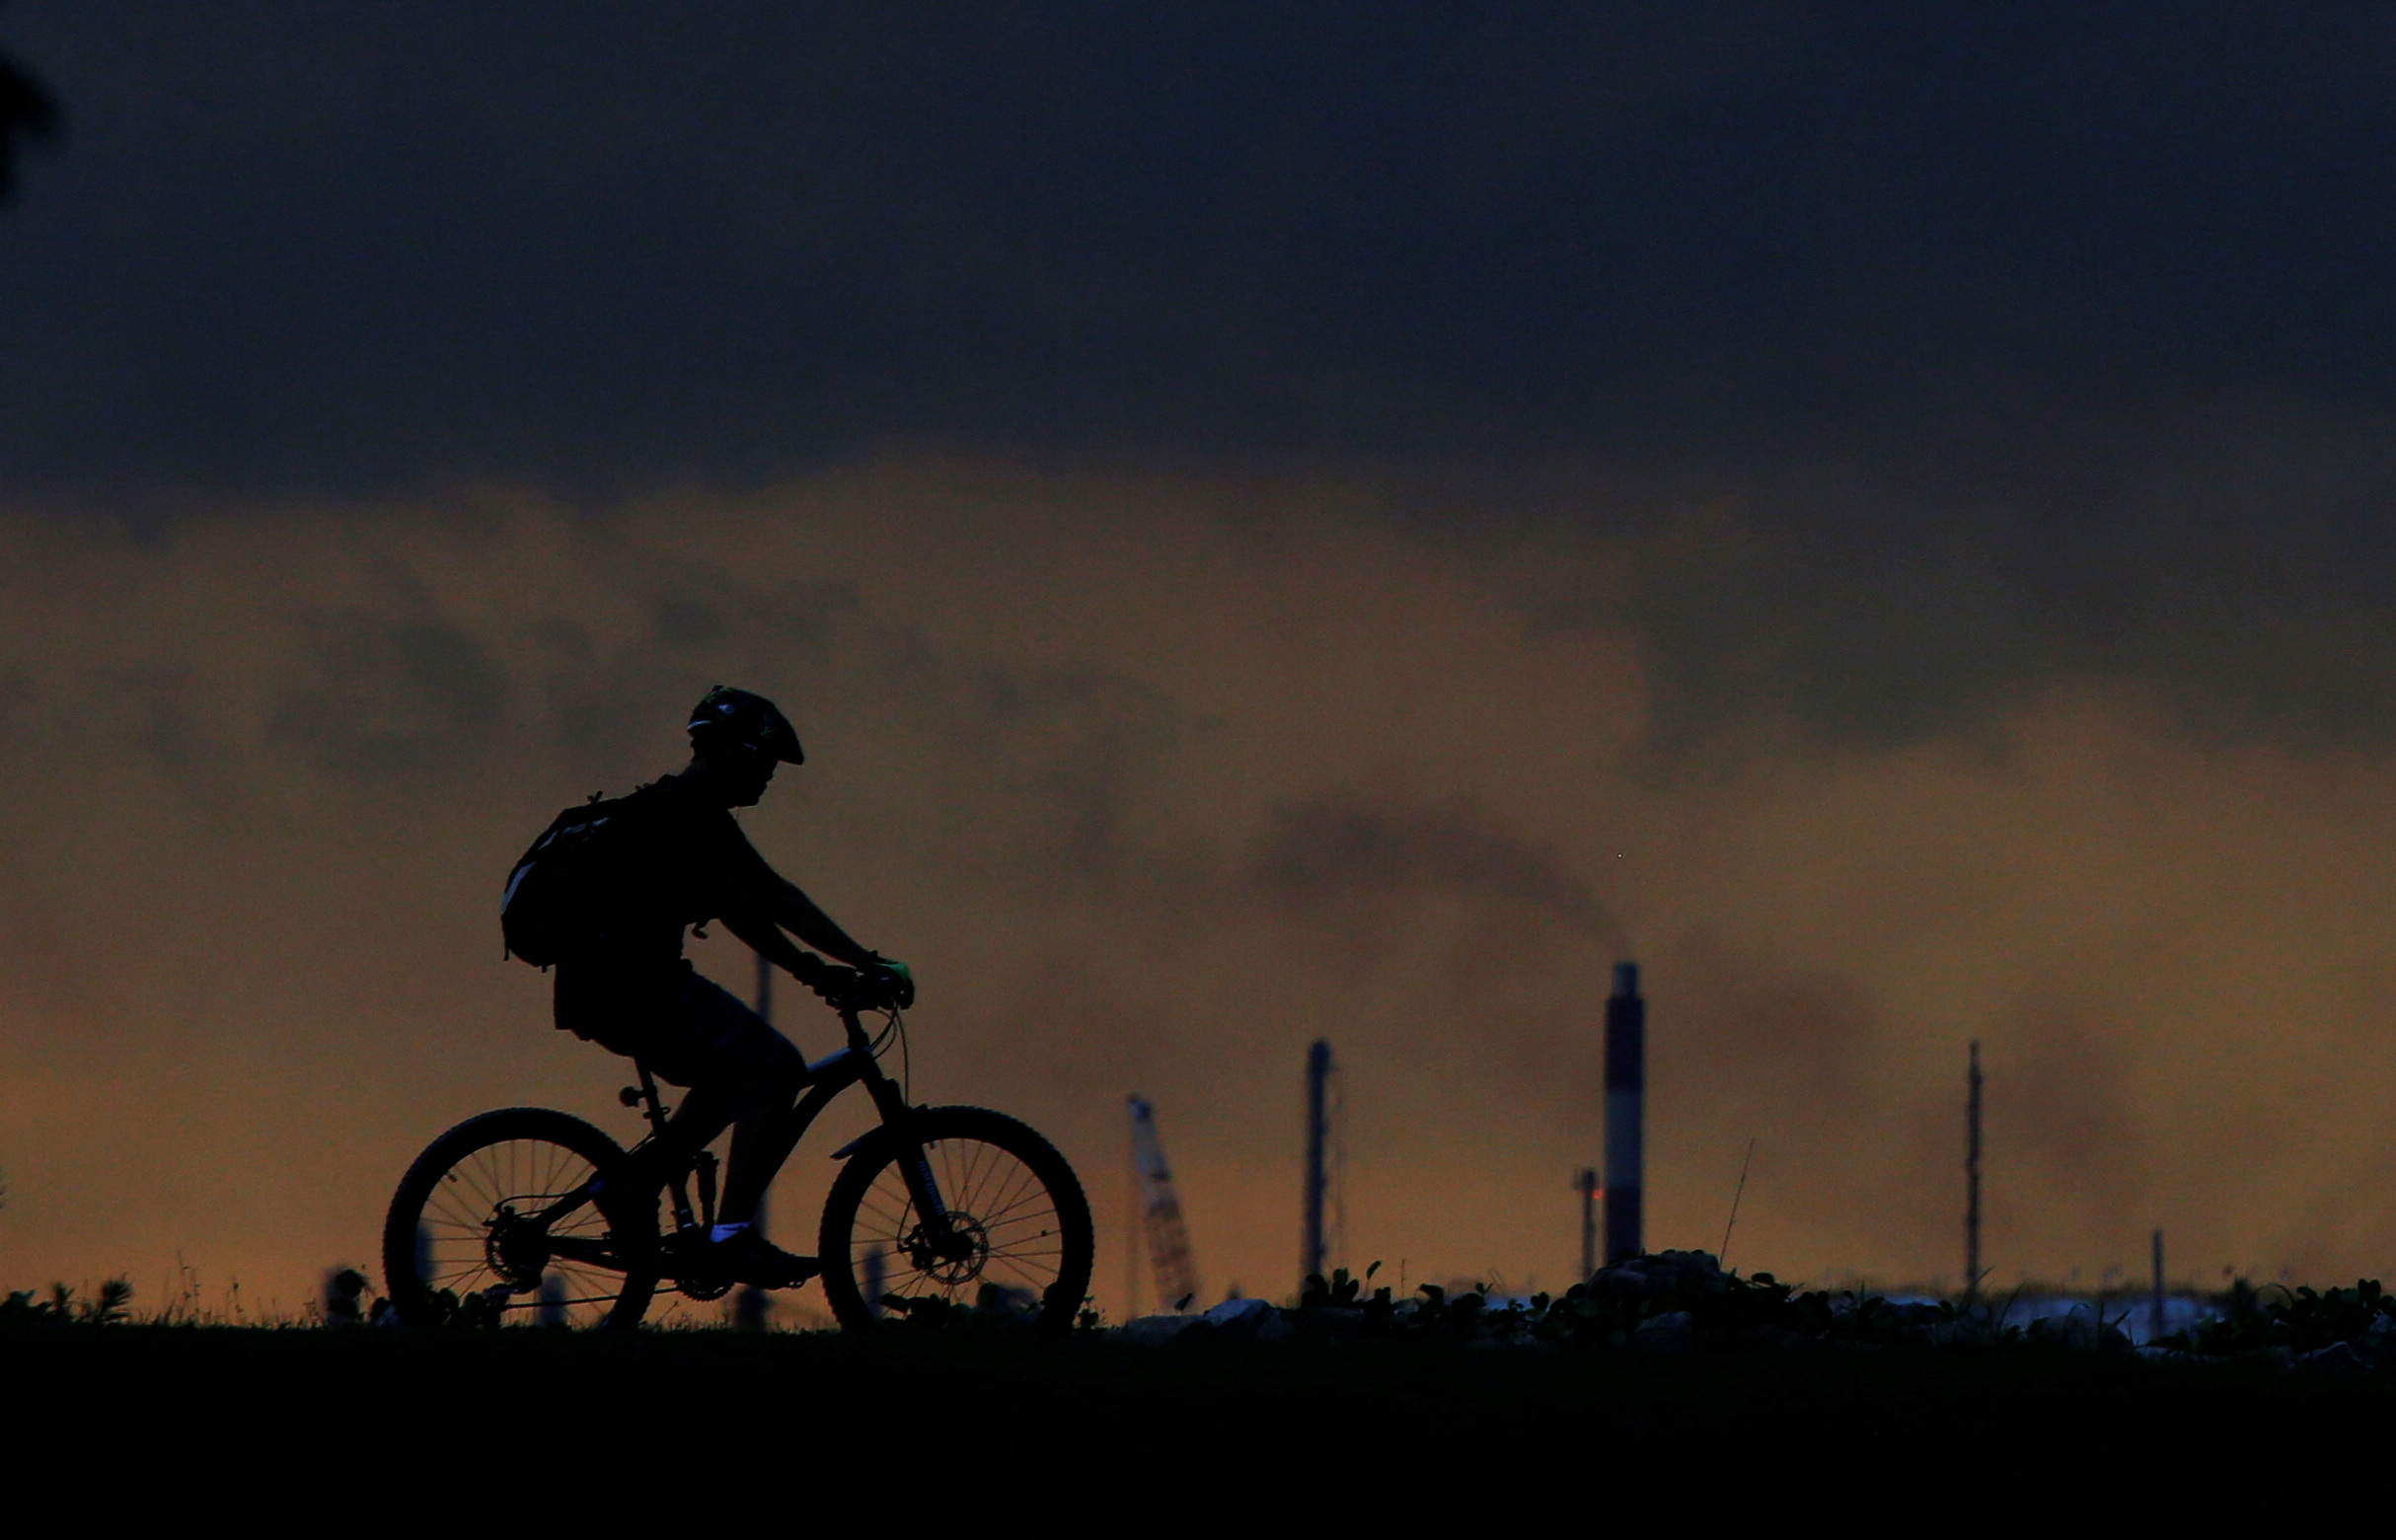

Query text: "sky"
[6, 3, 2396, 1317]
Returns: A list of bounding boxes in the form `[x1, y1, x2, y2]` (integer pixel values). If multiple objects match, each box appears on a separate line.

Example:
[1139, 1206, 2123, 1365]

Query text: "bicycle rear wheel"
[383, 1107, 659, 1329]
[818, 1105, 1093, 1333]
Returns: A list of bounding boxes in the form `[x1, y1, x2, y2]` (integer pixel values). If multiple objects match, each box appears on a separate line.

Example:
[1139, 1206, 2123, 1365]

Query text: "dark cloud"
[0, 0, 56, 203]
[92, 663, 228, 783]
[0, 1, 2386, 757]
[1252, 798, 1620, 944]
[6, 4, 2396, 749]
[4, 2, 2395, 488]
[269, 611, 505, 778]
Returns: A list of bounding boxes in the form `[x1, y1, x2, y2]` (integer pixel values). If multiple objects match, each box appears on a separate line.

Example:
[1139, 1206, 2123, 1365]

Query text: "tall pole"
[1603, 964, 1645, 1265]
[1965, 1041, 1984, 1303]
[1575, 1168, 1599, 1283]
[1303, 1039, 1331, 1286]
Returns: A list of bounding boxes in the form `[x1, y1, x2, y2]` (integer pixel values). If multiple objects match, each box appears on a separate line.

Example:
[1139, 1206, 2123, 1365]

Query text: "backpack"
[499, 791, 641, 967]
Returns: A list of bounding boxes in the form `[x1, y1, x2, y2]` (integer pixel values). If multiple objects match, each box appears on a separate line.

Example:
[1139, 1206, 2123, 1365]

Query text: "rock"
[1119, 1312, 1204, 1346]
[1204, 1296, 1295, 1343]
[1590, 1251, 1727, 1305]
[1204, 1296, 1271, 1328]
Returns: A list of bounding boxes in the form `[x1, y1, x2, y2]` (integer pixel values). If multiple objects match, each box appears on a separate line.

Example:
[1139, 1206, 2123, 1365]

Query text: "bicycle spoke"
[967, 1179, 1053, 1232]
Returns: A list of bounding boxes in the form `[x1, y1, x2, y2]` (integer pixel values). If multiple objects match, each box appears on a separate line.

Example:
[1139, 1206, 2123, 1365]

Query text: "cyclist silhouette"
[545, 686, 914, 1288]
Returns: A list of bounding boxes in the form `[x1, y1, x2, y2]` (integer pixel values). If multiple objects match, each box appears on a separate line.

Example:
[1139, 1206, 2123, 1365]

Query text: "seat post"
[636, 1062, 671, 1134]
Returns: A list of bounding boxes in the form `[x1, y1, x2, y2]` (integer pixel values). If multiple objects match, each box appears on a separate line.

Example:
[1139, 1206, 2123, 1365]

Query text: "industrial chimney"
[1302, 1039, 1332, 1286]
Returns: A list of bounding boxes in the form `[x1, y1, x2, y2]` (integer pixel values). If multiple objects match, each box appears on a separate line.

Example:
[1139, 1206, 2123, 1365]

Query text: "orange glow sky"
[5, 461, 2396, 1318]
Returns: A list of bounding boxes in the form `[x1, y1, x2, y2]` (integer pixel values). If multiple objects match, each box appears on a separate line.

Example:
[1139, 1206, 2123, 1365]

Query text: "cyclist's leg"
[556, 959, 737, 1179]
[721, 1091, 810, 1224]
[647, 968, 808, 1225]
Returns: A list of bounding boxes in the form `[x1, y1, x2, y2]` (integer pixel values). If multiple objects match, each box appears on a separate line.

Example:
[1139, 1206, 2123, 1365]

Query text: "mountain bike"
[380, 988, 1093, 1331]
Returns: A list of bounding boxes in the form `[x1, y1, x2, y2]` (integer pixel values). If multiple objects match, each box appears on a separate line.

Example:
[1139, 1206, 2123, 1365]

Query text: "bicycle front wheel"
[819, 1105, 1093, 1333]
[383, 1107, 659, 1330]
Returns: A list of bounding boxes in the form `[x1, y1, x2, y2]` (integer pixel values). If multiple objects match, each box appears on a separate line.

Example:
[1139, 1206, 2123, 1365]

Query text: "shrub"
[0, 1278, 132, 1326]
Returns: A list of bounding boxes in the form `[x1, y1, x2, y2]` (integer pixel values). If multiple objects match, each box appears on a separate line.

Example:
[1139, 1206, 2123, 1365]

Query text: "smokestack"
[1302, 1039, 1331, 1286]
[1604, 963, 1644, 1265]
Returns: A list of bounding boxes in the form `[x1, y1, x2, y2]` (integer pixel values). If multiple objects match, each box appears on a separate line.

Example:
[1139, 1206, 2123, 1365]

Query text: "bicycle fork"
[846, 1009, 968, 1261]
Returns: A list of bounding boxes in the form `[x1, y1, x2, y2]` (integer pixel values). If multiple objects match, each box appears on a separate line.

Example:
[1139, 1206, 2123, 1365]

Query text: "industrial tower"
[1301, 1038, 1340, 1286]
[1126, 1095, 1201, 1313]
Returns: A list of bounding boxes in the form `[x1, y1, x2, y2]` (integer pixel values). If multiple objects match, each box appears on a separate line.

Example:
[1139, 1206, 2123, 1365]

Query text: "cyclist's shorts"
[553, 960, 804, 1092]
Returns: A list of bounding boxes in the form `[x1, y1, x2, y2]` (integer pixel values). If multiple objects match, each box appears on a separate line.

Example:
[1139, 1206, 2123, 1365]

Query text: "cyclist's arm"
[763, 878, 875, 969]
[711, 814, 875, 970]
[719, 909, 848, 983]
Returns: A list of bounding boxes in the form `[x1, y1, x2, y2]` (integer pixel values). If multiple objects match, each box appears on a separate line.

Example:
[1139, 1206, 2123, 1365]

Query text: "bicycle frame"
[536, 1001, 964, 1276]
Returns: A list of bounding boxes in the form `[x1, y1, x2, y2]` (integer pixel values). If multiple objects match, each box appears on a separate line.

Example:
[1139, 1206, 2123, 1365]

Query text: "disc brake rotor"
[903, 1212, 990, 1286]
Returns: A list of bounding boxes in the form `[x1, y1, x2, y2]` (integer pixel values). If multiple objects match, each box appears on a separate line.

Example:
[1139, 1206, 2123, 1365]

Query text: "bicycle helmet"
[687, 686, 805, 765]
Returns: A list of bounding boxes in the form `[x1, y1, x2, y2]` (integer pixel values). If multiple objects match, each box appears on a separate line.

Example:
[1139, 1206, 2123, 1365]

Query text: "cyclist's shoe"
[672, 1225, 820, 1290]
